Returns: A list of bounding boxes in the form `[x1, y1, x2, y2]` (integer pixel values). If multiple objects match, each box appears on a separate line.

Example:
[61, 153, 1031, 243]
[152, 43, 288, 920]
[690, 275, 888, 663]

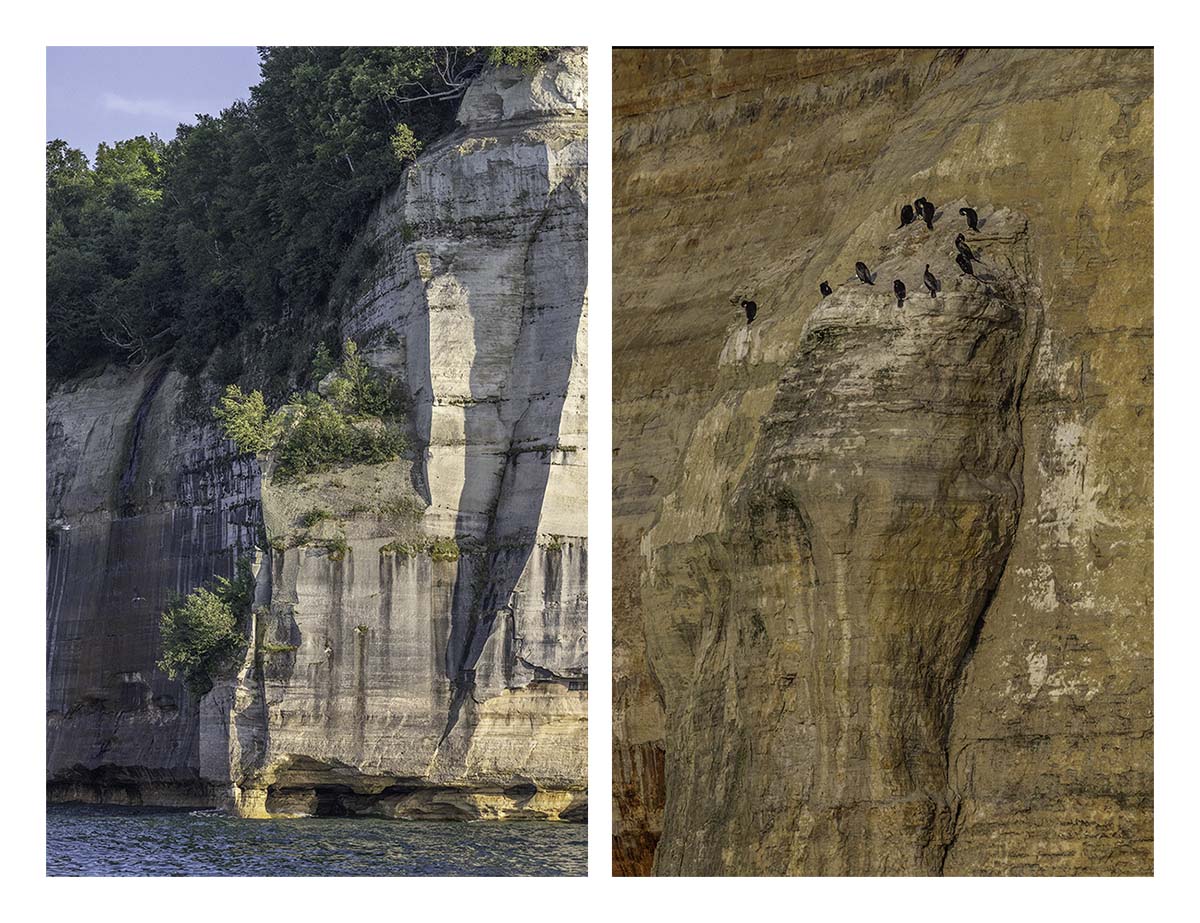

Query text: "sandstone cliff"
[613, 48, 1151, 875]
[47, 48, 588, 821]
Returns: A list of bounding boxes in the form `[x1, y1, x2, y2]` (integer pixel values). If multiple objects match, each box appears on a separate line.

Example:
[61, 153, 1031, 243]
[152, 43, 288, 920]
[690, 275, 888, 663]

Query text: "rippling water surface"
[47, 804, 586, 876]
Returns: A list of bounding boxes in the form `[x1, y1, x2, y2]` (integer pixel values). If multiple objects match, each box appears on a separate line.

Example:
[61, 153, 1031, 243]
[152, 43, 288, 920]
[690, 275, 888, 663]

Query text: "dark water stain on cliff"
[322, 554, 347, 726]
[354, 625, 368, 754]
[117, 366, 170, 519]
[377, 552, 394, 678]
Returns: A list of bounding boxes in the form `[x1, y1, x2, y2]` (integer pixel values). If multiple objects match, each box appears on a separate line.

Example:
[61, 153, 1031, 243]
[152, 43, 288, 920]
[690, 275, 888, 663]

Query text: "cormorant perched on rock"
[923, 264, 939, 298]
[893, 279, 906, 308]
[921, 199, 935, 229]
[960, 206, 979, 232]
[955, 252, 975, 276]
[741, 299, 758, 323]
[820, 281, 833, 297]
[955, 233, 984, 263]
[914, 196, 927, 213]
[855, 262, 875, 285]
[898, 204, 915, 228]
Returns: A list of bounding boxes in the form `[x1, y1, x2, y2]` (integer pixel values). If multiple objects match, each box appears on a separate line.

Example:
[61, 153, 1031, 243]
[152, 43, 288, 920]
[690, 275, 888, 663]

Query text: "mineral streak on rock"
[47, 49, 588, 821]
[613, 48, 1151, 875]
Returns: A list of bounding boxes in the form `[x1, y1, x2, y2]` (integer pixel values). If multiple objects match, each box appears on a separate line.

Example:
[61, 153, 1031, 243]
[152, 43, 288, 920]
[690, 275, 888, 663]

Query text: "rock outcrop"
[47, 48, 588, 821]
[613, 48, 1151, 875]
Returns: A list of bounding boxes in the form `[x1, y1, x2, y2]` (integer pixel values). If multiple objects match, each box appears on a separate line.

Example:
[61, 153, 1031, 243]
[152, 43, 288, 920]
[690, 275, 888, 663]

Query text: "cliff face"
[47, 48, 588, 821]
[612, 48, 1151, 874]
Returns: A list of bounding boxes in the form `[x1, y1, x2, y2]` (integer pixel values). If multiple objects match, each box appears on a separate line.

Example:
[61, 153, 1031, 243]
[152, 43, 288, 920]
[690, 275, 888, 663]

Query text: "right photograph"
[612, 48, 1152, 876]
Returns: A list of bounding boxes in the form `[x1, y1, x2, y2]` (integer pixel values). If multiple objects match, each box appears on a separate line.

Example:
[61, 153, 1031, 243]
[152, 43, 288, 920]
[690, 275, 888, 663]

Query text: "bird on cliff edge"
[742, 299, 758, 324]
[960, 206, 980, 232]
[924, 264, 939, 298]
[819, 281, 833, 297]
[893, 280, 906, 308]
[855, 262, 875, 285]
[914, 196, 928, 213]
[955, 252, 976, 277]
[955, 233, 985, 263]
[898, 204, 915, 228]
[921, 199, 936, 230]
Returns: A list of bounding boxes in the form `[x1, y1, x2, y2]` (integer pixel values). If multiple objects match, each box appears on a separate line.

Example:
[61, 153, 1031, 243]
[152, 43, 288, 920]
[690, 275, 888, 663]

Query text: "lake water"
[47, 803, 586, 876]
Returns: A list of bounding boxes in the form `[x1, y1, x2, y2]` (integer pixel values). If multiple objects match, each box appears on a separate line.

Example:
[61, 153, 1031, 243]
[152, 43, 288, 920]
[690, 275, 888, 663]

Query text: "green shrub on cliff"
[487, 47, 554, 71]
[215, 341, 406, 481]
[212, 385, 284, 455]
[158, 558, 254, 695]
[272, 392, 404, 482]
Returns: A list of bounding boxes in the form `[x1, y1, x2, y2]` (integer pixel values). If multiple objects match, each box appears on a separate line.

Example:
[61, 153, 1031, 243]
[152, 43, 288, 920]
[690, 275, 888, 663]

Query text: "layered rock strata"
[612, 47, 1152, 875]
[47, 48, 588, 821]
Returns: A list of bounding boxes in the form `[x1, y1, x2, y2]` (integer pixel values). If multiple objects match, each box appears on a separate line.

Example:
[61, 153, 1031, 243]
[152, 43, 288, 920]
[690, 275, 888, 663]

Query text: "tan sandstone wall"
[612, 47, 1151, 875]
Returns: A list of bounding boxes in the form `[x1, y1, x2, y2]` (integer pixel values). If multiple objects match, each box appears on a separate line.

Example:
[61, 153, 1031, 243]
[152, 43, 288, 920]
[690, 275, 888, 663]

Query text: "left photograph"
[46, 46, 588, 876]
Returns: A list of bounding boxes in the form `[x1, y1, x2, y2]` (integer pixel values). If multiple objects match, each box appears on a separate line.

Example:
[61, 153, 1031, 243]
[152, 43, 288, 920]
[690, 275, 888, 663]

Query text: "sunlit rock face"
[47, 48, 588, 820]
[656, 207, 1040, 875]
[612, 48, 1151, 875]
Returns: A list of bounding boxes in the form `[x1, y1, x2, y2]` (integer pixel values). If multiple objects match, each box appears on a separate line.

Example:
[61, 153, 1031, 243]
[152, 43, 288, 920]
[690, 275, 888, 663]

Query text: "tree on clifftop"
[46, 46, 559, 386]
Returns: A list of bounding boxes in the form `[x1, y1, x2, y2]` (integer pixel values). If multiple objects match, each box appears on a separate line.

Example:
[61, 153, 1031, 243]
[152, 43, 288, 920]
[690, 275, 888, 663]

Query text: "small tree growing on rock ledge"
[212, 385, 284, 456]
[158, 558, 254, 695]
[214, 339, 408, 482]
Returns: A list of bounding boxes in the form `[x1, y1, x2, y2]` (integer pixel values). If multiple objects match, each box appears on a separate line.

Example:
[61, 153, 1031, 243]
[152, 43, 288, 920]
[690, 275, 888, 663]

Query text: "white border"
[3, 0, 1194, 912]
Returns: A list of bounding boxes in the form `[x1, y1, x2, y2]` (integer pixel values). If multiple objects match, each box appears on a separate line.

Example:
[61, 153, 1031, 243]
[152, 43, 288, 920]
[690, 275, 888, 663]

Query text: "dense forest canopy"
[46, 46, 552, 385]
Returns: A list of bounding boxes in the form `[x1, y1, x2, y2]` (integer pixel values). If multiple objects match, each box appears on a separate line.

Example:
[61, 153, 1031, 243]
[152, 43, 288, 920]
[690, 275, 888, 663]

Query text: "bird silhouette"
[959, 206, 979, 232]
[955, 252, 975, 276]
[855, 262, 875, 285]
[741, 299, 758, 323]
[893, 280, 906, 308]
[898, 204, 915, 228]
[819, 281, 832, 297]
[955, 234, 984, 263]
[923, 264, 939, 297]
[921, 200, 936, 229]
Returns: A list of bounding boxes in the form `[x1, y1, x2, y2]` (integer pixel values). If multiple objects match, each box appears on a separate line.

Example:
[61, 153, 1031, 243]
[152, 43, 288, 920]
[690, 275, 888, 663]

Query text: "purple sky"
[47, 47, 263, 161]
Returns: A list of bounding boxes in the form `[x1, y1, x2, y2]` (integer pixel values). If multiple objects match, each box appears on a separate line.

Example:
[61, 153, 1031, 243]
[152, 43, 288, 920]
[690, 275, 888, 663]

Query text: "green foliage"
[158, 557, 254, 694]
[299, 506, 331, 528]
[48, 47, 555, 381]
[487, 47, 554, 71]
[212, 384, 284, 455]
[310, 342, 335, 381]
[329, 339, 393, 417]
[380, 539, 419, 556]
[380, 537, 461, 559]
[316, 535, 349, 561]
[272, 392, 404, 482]
[430, 537, 461, 561]
[389, 124, 422, 164]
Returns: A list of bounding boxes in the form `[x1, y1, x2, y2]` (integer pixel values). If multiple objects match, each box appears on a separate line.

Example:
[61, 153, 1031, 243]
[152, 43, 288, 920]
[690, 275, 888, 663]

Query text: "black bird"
[741, 300, 757, 323]
[923, 264, 939, 298]
[819, 281, 833, 297]
[855, 262, 874, 285]
[955, 233, 984, 263]
[898, 204, 915, 228]
[914, 196, 927, 212]
[921, 199, 935, 230]
[960, 206, 979, 232]
[893, 279, 906, 308]
[955, 252, 975, 277]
